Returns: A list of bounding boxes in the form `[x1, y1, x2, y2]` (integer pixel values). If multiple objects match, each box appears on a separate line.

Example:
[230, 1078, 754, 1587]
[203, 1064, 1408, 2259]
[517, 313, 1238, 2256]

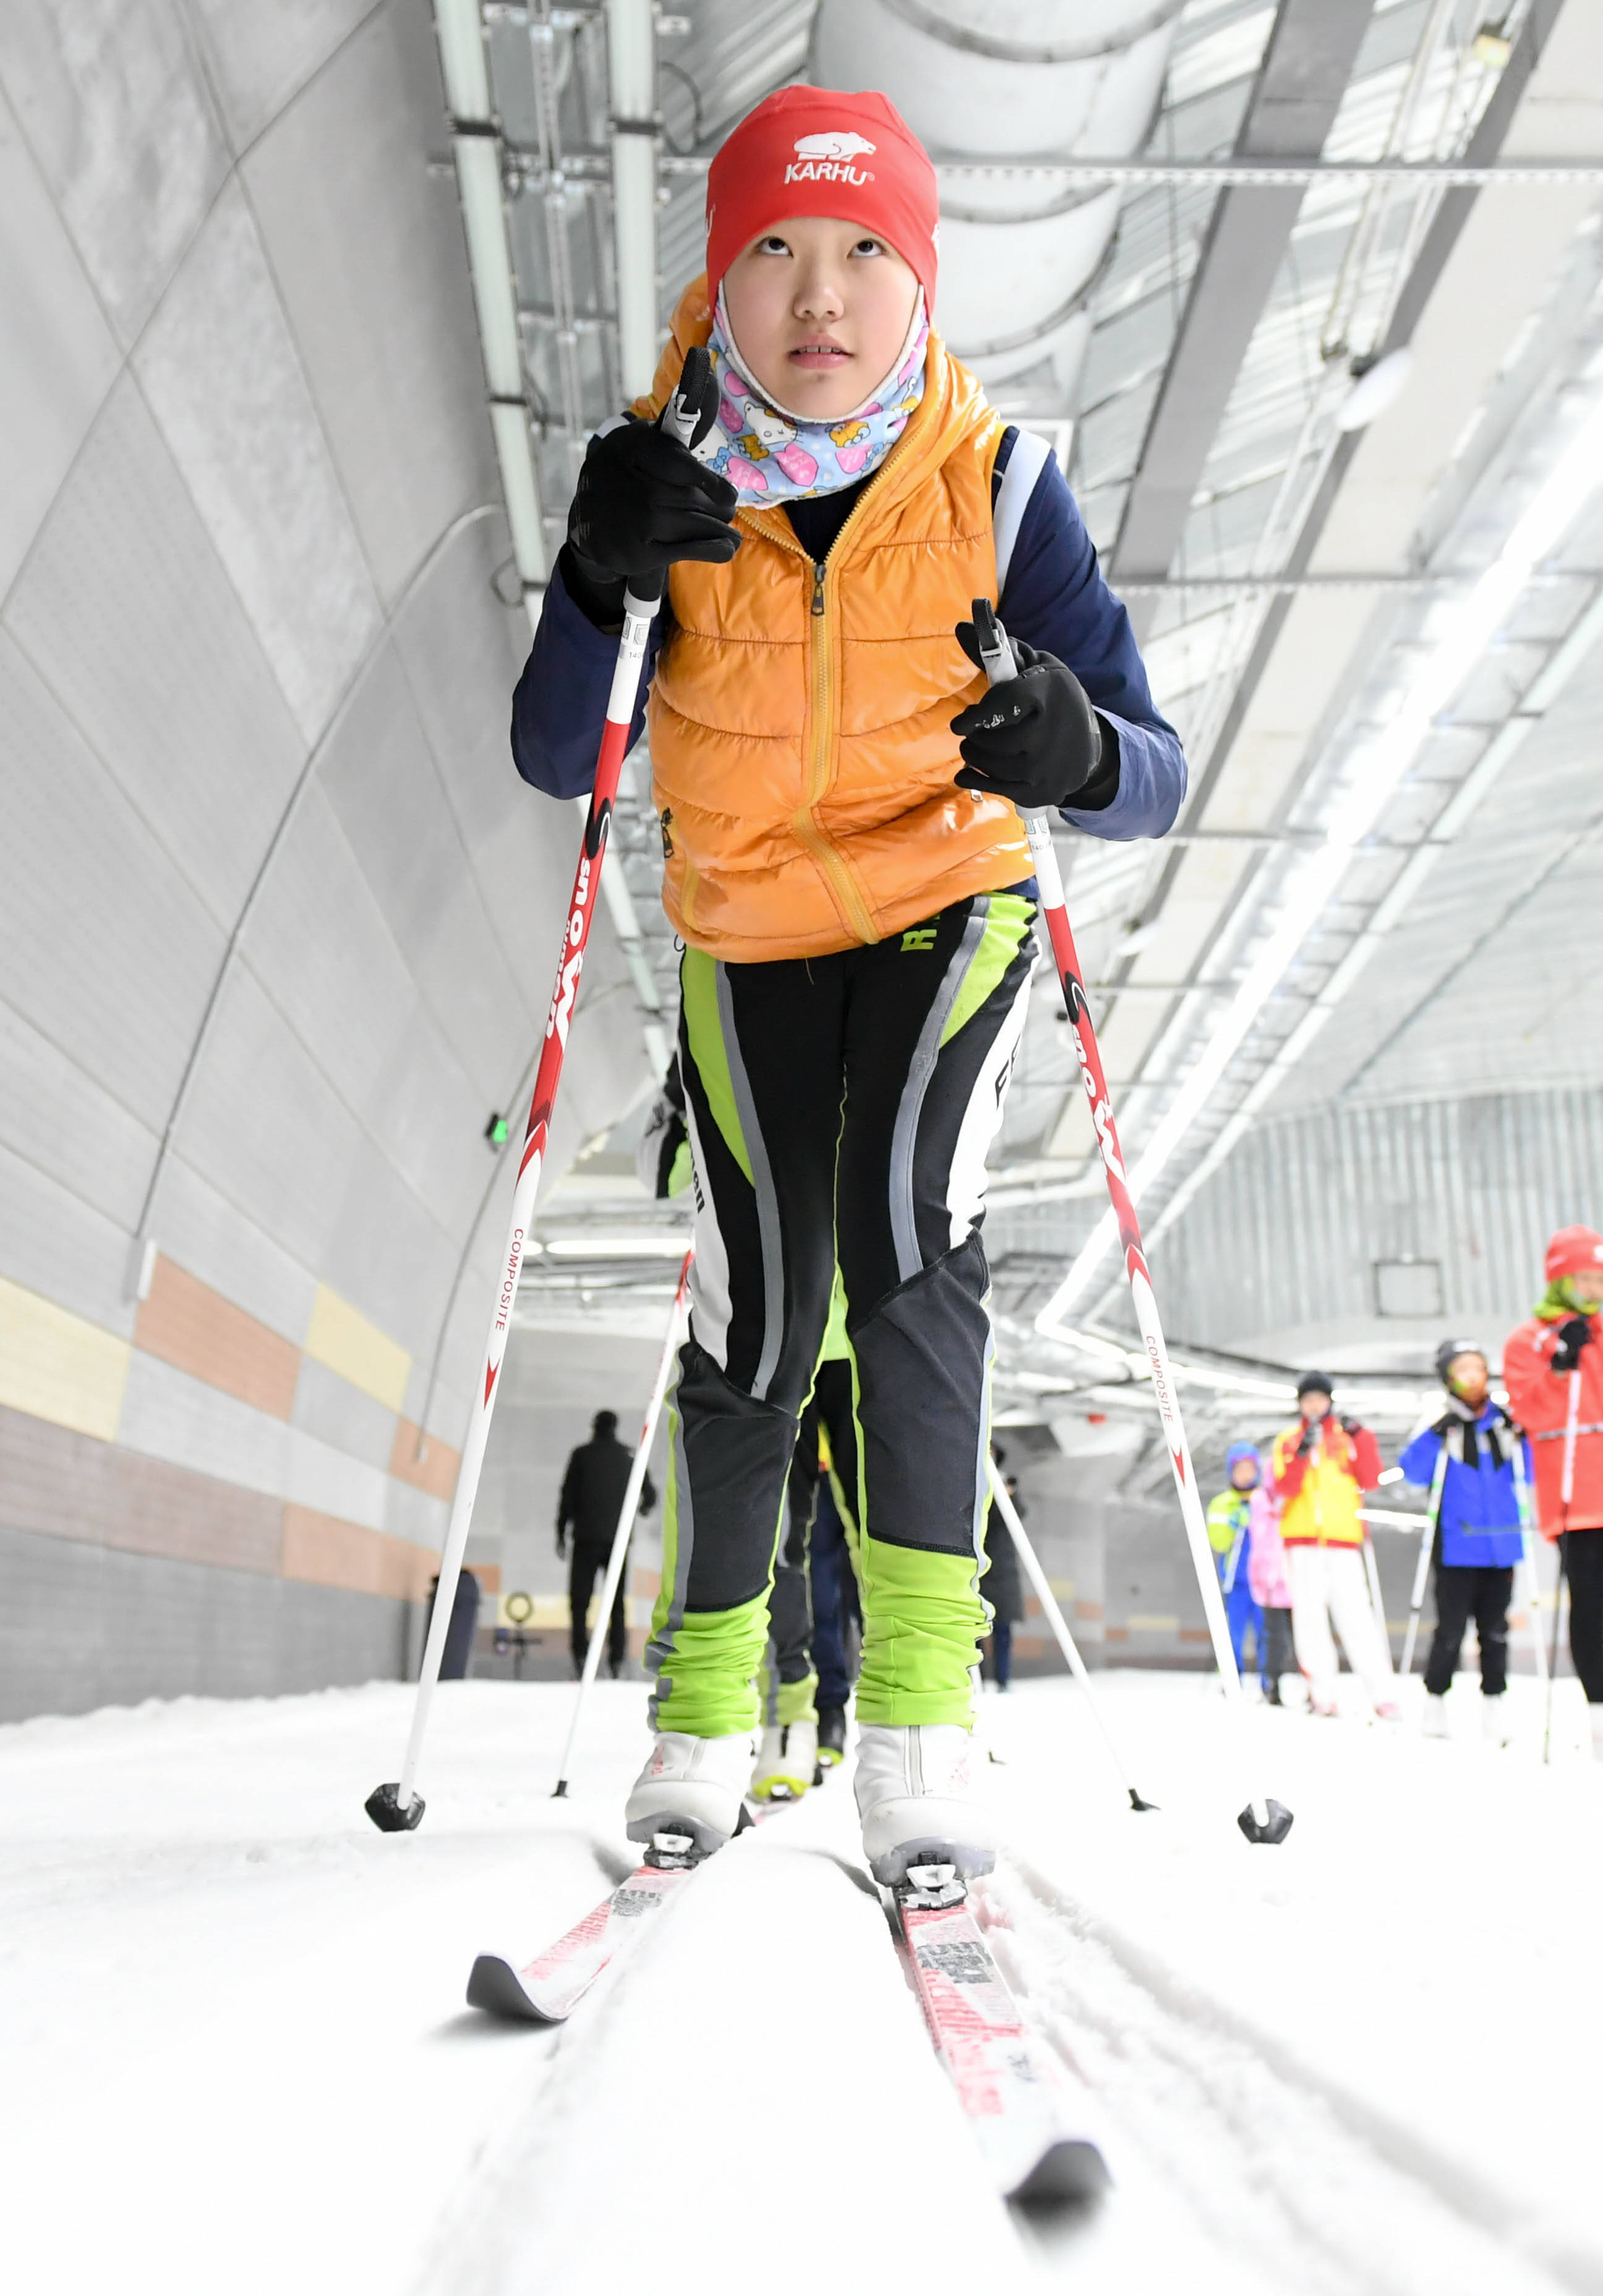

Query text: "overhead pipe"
[433, 0, 548, 626]
[812, 0, 1182, 395]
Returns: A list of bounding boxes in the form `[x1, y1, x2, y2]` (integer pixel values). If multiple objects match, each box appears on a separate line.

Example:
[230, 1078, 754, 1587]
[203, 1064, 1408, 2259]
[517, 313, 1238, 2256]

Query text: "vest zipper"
[795, 552, 879, 945]
[743, 508, 886, 948]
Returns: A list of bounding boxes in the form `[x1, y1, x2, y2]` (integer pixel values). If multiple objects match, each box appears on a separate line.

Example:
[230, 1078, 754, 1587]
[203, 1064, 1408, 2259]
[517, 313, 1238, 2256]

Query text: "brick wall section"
[134, 1256, 301, 1420]
[0, 1255, 462, 1610]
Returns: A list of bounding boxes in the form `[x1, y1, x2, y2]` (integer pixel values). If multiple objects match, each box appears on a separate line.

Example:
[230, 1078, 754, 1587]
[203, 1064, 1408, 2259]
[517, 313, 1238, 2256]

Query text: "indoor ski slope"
[3, 1673, 1601, 2296]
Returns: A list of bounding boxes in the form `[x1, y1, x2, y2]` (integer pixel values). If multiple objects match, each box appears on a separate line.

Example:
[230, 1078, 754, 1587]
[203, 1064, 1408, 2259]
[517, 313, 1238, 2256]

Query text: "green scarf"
[1536, 1276, 1599, 1322]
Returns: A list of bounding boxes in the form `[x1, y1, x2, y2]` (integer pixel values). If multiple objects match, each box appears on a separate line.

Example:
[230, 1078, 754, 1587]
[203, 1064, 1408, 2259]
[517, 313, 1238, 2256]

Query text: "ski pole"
[552, 1252, 693, 1798]
[986, 1458, 1156, 1811]
[970, 599, 1290, 1845]
[365, 352, 718, 1833]
[1398, 1450, 1447, 1680]
[1543, 1367, 1582, 1765]
[1510, 1430, 1548, 1687]
[1361, 1534, 1392, 1672]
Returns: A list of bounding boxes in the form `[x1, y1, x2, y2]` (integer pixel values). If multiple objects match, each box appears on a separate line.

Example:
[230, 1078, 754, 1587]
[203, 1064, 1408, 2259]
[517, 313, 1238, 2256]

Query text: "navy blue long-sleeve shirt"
[511, 429, 1186, 845]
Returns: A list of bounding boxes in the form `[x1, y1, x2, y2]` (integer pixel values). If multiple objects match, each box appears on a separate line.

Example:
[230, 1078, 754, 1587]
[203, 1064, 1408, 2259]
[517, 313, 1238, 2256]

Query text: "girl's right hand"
[568, 419, 740, 584]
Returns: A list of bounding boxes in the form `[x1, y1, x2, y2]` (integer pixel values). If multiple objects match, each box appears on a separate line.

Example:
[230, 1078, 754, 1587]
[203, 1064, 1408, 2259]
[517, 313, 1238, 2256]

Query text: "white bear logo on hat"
[785, 129, 878, 186]
[793, 131, 877, 161]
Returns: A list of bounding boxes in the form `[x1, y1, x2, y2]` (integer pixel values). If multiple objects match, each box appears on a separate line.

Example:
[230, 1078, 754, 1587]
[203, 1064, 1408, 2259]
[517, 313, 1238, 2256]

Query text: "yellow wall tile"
[302, 1285, 410, 1413]
[0, 1279, 130, 1442]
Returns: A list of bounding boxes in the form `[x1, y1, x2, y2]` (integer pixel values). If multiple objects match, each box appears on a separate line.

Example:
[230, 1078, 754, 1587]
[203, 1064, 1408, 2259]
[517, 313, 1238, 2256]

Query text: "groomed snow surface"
[4, 1669, 1601, 2296]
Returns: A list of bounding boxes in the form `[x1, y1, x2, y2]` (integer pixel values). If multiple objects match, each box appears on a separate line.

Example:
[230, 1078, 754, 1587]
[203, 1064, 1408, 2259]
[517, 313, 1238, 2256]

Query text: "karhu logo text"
[786, 130, 876, 186]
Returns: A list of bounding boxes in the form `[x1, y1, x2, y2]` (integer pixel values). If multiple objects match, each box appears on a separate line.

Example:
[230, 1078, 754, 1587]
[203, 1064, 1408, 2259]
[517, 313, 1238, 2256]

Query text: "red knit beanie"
[1546, 1225, 1603, 1283]
[705, 87, 939, 315]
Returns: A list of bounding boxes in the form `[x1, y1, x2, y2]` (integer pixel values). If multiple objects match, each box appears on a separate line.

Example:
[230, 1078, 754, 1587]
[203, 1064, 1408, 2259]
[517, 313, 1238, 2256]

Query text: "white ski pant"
[1287, 1544, 1394, 1708]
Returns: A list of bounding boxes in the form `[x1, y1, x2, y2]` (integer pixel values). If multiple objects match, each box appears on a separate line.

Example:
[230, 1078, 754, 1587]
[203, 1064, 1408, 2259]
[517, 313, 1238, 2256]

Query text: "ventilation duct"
[811, 0, 1181, 394]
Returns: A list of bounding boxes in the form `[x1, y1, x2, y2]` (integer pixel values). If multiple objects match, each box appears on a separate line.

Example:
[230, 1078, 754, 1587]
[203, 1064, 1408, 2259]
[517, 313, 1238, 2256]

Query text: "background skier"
[1504, 1227, 1603, 1757]
[1270, 1374, 1396, 1720]
[1206, 1441, 1265, 1686]
[513, 85, 1185, 1882]
[557, 1410, 657, 1680]
[1400, 1340, 1529, 1746]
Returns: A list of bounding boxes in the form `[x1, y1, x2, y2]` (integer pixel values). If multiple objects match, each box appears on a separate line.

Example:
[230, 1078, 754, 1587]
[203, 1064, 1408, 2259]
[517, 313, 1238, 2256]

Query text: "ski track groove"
[983, 1856, 1601, 2296]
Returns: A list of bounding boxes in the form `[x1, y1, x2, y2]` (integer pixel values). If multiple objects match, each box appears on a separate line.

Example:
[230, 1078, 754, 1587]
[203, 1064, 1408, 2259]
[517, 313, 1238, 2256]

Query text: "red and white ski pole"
[367, 353, 717, 1832]
[970, 600, 1290, 1844]
[552, 1250, 693, 1799]
[1543, 1366, 1583, 1766]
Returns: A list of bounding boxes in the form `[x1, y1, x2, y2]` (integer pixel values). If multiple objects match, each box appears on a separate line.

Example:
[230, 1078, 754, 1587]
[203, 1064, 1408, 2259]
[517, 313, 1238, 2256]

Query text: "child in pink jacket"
[1247, 1482, 1296, 1705]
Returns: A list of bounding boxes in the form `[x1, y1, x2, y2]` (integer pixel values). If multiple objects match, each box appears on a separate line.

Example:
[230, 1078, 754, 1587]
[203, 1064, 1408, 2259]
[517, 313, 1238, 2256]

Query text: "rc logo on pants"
[647, 890, 1036, 1739]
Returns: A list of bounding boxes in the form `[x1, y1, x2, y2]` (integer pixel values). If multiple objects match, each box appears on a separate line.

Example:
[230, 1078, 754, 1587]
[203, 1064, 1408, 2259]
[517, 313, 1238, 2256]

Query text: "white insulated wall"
[0, 0, 648, 1715]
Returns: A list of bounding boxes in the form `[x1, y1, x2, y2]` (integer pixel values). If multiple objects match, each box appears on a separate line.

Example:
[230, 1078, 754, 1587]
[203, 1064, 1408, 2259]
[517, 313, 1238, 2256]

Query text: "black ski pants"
[1564, 1529, 1603, 1700]
[1425, 1562, 1513, 1697]
[568, 1543, 628, 1675]
[648, 890, 1037, 1737]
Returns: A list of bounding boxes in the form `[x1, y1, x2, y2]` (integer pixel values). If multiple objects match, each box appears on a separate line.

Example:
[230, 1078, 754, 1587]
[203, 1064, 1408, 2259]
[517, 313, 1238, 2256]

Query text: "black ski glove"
[566, 418, 738, 607]
[949, 621, 1113, 811]
[1552, 1316, 1594, 1375]
[1296, 1421, 1320, 1456]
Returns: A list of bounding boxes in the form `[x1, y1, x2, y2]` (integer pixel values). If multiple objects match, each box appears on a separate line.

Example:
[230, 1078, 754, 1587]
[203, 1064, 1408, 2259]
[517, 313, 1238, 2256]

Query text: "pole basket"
[1238, 1799, 1294, 1844]
[365, 1783, 424, 1833]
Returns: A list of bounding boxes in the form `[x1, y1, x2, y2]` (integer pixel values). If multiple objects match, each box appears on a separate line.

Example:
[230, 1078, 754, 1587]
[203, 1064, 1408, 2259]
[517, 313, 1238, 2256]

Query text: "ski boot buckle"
[897, 1860, 968, 1909]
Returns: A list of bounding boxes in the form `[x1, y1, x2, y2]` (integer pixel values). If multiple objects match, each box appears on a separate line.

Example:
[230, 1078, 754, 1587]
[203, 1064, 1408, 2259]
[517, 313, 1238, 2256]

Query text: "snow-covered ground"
[3, 1670, 1601, 2296]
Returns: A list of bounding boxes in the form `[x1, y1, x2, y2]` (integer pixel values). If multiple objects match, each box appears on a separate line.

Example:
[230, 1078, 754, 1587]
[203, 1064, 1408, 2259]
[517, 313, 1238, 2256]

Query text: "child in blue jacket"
[1399, 1340, 1531, 1745]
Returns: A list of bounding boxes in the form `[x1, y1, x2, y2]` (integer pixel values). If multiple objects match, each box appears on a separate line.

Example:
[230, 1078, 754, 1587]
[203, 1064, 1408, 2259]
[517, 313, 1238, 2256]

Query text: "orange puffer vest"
[634, 282, 1030, 963]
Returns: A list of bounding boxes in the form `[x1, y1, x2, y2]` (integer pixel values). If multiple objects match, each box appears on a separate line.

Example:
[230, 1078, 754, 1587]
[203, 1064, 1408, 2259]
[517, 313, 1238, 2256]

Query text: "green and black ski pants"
[646, 888, 1037, 1738]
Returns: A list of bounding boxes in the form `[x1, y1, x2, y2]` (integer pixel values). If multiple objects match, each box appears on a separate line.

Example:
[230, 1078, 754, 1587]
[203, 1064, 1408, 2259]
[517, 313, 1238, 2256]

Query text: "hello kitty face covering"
[696, 290, 930, 506]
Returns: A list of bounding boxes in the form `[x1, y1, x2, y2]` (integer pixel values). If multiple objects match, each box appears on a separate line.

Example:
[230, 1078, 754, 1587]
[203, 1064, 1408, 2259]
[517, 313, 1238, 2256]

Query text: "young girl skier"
[513, 86, 1186, 1885]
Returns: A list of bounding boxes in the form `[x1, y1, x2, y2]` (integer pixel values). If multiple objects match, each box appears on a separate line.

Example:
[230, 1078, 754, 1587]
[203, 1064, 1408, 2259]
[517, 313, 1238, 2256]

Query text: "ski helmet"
[1295, 1369, 1335, 1400]
[1434, 1337, 1487, 1387]
[1545, 1225, 1603, 1284]
[1225, 1440, 1260, 1486]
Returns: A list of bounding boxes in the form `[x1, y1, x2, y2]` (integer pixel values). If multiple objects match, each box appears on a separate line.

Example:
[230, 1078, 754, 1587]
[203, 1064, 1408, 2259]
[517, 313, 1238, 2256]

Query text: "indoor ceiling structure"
[467, 0, 1603, 1478]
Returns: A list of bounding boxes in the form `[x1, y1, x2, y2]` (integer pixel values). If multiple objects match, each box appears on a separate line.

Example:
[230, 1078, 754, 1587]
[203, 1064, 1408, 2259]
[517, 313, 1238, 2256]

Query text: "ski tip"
[1236, 1797, 1294, 1845]
[1009, 2137, 1112, 2211]
[365, 1783, 424, 1833]
[466, 1954, 561, 2024]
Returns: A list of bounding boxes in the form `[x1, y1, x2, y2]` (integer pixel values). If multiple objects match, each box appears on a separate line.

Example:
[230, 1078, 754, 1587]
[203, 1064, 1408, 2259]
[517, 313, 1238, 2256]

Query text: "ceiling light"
[1336, 347, 1413, 432]
[1037, 382, 1603, 1335]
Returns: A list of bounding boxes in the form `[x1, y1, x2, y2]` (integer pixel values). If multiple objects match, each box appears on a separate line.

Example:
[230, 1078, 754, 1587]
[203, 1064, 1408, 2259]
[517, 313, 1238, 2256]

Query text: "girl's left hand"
[949, 622, 1106, 810]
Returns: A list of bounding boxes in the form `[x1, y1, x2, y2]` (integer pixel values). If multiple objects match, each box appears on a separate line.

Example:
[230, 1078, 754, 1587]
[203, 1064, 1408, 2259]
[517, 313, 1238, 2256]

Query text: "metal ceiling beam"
[1110, 0, 1378, 619]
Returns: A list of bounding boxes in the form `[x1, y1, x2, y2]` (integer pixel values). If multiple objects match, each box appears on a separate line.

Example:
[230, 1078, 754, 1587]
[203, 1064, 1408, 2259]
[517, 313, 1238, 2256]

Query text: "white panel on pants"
[1288, 1544, 1395, 1707]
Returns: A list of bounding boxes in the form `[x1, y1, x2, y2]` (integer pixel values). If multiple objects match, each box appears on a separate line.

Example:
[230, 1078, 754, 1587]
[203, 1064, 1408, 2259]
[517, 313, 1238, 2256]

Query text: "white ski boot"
[1482, 1694, 1511, 1747]
[625, 1731, 753, 1858]
[750, 1720, 818, 1802]
[853, 1723, 996, 1888]
[1422, 1694, 1450, 1739]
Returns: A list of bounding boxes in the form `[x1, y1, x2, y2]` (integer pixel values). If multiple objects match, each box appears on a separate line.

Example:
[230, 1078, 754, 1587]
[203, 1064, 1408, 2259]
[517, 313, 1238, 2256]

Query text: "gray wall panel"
[0, 0, 229, 345]
[0, 1000, 156, 1239]
[133, 179, 381, 742]
[185, 0, 374, 150]
[0, 1526, 411, 1720]
[291, 1352, 397, 1473]
[0, 83, 119, 601]
[317, 1139, 457, 1362]
[242, 0, 494, 602]
[318, 637, 537, 1094]
[0, 628, 224, 1126]
[4, 377, 307, 923]
[154, 1154, 318, 1347]
[175, 961, 367, 1273]
[0, 1138, 140, 1337]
